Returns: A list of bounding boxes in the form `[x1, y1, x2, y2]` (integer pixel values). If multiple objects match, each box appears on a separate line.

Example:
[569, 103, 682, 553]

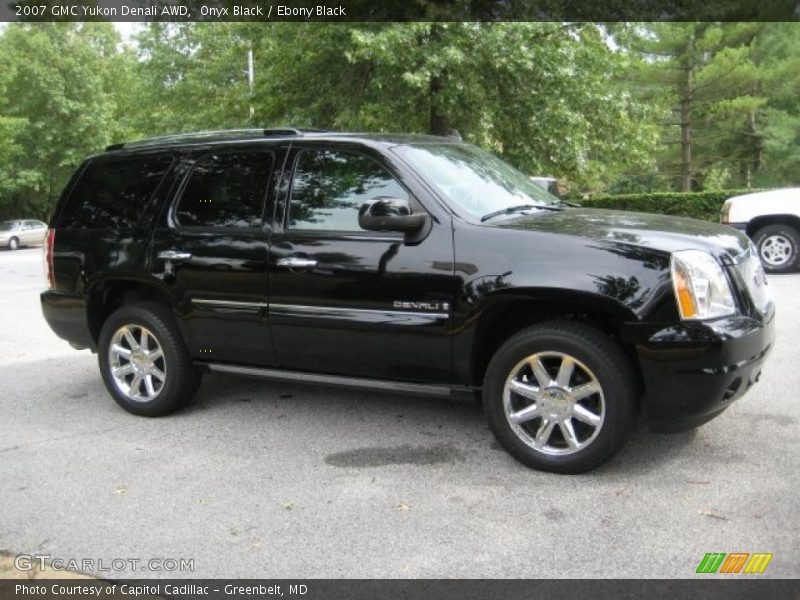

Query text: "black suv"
[41, 129, 775, 473]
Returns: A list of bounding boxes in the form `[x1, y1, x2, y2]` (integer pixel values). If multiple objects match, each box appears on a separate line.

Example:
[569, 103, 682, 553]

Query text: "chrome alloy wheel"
[108, 324, 167, 403]
[759, 234, 793, 267]
[503, 351, 605, 456]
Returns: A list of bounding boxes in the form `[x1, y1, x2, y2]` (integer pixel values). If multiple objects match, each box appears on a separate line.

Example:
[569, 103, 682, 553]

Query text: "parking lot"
[1, 246, 798, 578]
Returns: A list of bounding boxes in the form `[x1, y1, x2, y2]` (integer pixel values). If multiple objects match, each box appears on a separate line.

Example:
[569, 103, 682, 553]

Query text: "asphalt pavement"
[1, 246, 798, 578]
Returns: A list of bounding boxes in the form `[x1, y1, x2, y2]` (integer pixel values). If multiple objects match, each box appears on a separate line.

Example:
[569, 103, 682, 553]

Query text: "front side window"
[288, 149, 408, 231]
[176, 152, 273, 229]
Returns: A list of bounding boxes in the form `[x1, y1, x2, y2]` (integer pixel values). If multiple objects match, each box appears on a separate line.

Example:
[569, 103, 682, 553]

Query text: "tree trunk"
[429, 75, 450, 135]
[427, 24, 450, 136]
[679, 32, 695, 192]
[747, 110, 763, 187]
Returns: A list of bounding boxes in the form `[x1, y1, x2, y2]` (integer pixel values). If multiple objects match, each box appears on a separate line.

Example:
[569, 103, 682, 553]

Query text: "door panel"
[21, 222, 37, 244]
[267, 145, 456, 383]
[150, 148, 280, 367]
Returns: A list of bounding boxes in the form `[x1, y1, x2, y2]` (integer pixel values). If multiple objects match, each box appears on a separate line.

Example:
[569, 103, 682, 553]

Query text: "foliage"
[581, 190, 764, 221]
[627, 23, 800, 191]
[1, 21, 799, 221]
[266, 23, 659, 191]
[0, 23, 129, 220]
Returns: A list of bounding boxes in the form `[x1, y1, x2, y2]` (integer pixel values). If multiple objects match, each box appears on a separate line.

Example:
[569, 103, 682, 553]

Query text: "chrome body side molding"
[202, 363, 453, 397]
[268, 303, 448, 322]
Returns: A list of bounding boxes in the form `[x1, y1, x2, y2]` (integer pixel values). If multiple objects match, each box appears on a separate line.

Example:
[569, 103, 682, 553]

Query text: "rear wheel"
[483, 320, 637, 473]
[753, 224, 799, 273]
[98, 302, 201, 416]
[8, 237, 19, 250]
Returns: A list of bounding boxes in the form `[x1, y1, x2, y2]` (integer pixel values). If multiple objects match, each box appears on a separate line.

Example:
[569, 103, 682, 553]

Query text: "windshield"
[393, 143, 560, 221]
[0, 222, 18, 231]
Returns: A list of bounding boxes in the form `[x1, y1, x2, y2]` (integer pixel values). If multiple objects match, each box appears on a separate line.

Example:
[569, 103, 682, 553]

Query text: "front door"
[267, 144, 456, 383]
[151, 146, 280, 367]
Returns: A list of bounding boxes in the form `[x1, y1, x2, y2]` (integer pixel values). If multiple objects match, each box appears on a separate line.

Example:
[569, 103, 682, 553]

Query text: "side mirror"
[358, 197, 429, 233]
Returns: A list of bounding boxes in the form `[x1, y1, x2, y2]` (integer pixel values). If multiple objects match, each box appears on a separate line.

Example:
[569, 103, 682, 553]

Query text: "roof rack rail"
[105, 128, 328, 152]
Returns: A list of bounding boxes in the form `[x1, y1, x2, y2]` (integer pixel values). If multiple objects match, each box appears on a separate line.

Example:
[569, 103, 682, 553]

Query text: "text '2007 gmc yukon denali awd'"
[41, 129, 775, 473]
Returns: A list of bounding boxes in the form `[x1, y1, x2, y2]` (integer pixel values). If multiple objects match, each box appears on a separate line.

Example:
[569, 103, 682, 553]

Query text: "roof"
[104, 128, 463, 154]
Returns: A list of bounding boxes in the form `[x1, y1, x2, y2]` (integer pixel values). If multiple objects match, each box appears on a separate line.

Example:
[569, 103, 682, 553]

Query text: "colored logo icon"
[696, 552, 773, 574]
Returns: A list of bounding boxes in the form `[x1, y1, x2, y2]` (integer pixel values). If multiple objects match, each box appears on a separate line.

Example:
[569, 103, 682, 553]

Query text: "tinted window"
[60, 156, 173, 229]
[289, 149, 407, 231]
[176, 152, 272, 229]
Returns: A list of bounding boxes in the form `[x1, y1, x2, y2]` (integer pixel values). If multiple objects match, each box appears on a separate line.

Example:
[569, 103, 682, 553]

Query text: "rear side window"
[175, 152, 273, 229]
[59, 156, 173, 230]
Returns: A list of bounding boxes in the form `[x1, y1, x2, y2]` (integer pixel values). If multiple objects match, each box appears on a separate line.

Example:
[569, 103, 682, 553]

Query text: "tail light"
[44, 229, 56, 289]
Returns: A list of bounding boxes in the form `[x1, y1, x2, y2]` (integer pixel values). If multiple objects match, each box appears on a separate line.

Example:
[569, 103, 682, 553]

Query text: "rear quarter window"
[58, 155, 174, 230]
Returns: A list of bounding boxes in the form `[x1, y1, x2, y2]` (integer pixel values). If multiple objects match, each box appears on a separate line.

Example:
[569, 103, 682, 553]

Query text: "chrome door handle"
[158, 250, 192, 262]
[277, 257, 317, 269]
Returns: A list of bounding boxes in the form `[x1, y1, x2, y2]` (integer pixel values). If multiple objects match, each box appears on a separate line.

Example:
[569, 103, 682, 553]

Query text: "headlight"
[671, 250, 737, 320]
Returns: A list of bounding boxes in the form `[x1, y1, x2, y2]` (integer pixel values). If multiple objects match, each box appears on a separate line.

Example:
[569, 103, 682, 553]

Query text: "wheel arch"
[746, 214, 800, 238]
[467, 289, 643, 391]
[87, 278, 176, 345]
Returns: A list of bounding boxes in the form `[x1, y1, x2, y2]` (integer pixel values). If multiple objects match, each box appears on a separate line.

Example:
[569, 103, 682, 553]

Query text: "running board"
[202, 362, 455, 397]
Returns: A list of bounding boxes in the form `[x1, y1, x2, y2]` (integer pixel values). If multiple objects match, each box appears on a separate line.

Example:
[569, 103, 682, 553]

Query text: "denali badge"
[393, 301, 450, 312]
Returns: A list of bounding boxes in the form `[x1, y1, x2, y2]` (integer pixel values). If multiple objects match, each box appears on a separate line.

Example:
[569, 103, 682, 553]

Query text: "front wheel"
[753, 224, 799, 273]
[483, 320, 637, 473]
[98, 302, 201, 416]
[8, 237, 19, 250]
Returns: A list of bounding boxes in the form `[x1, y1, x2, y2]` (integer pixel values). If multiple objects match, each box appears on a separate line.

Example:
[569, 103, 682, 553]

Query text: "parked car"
[41, 129, 775, 473]
[721, 187, 800, 273]
[0, 219, 48, 250]
[529, 176, 560, 197]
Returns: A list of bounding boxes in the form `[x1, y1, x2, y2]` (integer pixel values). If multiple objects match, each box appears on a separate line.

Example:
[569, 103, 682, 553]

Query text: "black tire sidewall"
[754, 224, 800, 273]
[483, 322, 635, 473]
[8, 237, 19, 250]
[98, 302, 198, 416]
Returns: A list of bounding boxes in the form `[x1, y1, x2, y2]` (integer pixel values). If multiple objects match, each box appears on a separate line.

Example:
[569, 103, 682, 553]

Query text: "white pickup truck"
[722, 188, 800, 273]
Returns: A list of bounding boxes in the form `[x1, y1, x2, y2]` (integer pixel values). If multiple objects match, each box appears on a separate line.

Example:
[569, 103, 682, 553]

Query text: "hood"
[494, 208, 749, 265]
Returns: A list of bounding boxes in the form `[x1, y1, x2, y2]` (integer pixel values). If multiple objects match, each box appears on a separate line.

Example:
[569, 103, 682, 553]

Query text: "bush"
[581, 190, 764, 222]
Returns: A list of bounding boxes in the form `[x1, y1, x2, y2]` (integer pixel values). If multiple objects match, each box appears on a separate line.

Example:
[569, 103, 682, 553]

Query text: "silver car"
[0, 220, 48, 250]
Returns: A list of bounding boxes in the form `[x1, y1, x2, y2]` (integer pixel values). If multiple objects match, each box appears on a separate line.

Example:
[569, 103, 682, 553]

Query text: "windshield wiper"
[480, 203, 563, 222]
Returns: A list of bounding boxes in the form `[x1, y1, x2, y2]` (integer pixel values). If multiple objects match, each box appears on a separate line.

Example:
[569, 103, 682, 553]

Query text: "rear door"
[267, 143, 456, 383]
[151, 146, 281, 367]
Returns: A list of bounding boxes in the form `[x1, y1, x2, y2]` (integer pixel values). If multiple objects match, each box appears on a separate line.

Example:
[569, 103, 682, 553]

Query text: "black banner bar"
[2, 579, 799, 600]
[3, 0, 800, 22]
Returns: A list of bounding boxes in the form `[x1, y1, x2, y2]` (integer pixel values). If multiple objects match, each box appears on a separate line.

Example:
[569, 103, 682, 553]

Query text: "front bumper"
[725, 222, 748, 233]
[625, 309, 775, 432]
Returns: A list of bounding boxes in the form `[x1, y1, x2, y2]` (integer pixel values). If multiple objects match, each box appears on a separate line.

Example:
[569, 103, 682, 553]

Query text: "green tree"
[0, 23, 129, 219]
[132, 23, 264, 134]
[632, 23, 800, 191]
[252, 23, 659, 191]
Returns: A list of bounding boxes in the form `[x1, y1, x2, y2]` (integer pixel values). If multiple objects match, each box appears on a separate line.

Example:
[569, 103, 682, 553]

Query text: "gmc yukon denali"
[41, 129, 775, 473]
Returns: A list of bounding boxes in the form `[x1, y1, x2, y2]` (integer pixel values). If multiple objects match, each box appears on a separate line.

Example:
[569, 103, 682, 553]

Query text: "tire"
[483, 320, 637, 473]
[8, 237, 19, 250]
[753, 224, 800, 273]
[98, 301, 201, 416]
